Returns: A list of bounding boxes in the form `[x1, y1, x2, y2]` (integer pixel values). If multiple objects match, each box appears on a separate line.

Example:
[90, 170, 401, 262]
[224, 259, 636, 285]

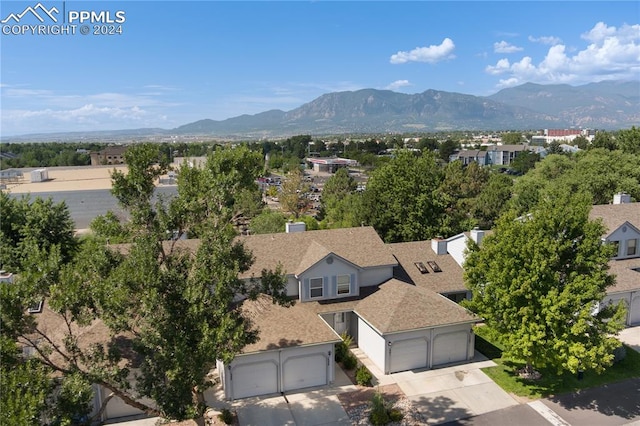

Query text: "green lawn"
[474, 326, 640, 399]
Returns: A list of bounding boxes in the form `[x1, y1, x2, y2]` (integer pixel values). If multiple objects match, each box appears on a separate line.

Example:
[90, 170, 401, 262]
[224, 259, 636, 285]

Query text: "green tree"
[501, 132, 523, 145]
[0, 192, 78, 272]
[471, 172, 513, 229]
[589, 131, 618, 151]
[572, 135, 589, 150]
[438, 139, 459, 163]
[321, 168, 356, 209]
[464, 190, 626, 376]
[361, 150, 447, 242]
[510, 151, 540, 174]
[616, 126, 640, 155]
[249, 210, 288, 234]
[2, 144, 290, 421]
[278, 169, 311, 218]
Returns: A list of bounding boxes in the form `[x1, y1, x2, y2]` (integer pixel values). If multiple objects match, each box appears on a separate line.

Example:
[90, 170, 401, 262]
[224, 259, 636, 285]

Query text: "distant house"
[450, 144, 543, 166]
[90, 146, 127, 166]
[589, 193, 640, 326]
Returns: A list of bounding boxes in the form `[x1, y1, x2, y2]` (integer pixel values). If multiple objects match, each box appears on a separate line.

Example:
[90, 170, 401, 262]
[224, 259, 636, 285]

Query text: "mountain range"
[175, 80, 638, 137]
[4, 80, 639, 141]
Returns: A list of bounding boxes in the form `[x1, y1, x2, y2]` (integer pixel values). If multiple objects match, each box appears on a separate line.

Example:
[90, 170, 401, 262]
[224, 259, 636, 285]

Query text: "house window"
[628, 239, 637, 256]
[610, 241, 620, 257]
[310, 278, 323, 298]
[337, 275, 350, 295]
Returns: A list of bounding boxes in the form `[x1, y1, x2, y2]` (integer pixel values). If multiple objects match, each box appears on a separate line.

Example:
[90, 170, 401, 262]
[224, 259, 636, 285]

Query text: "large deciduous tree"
[2, 144, 289, 422]
[464, 190, 626, 376]
[361, 150, 447, 242]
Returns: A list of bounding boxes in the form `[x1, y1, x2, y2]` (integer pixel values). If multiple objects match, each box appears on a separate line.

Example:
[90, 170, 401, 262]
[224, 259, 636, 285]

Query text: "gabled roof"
[353, 279, 478, 334]
[239, 295, 341, 353]
[388, 241, 467, 294]
[238, 226, 397, 279]
[589, 203, 640, 237]
[607, 258, 640, 293]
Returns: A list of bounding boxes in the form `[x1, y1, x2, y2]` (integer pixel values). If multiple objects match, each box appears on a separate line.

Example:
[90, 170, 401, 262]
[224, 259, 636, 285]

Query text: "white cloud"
[390, 38, 456, 64]
[494, 41, 523, 53]
[487, 22, 640, 88]
[528, 35, 562, 45]
[385, 80, 411, 90]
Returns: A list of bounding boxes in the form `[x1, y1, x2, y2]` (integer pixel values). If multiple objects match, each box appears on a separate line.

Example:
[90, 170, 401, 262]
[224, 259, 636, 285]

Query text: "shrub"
[388, 408, 404, 422]
[613, 345, 627, 363]
[369, 391, 389, 425]
[218, 408, 234, 425]
[335, 332, 353, 363]
[342, 353, 358, 370]
[355, 365, 373, 386]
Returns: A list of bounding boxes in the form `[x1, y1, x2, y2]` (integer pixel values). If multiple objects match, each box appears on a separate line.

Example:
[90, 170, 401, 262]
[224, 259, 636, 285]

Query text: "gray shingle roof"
[239, 295, 341, 353]
[589, 203, 640, 236]
[238, 226, 397, 278]
[388, 241, 467, 294]
[607, 258, 640, 293]
[353, 279, 478, 334]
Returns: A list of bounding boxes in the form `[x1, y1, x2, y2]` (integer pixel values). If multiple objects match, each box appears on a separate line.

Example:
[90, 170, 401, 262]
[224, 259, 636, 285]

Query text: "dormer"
[298, 253, 359, 302]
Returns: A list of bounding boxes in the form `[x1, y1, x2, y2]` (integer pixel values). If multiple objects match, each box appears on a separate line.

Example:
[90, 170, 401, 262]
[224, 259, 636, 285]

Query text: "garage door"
[389, 338, 428, 373]
[283, 354, 328, 391]
[231, 361, 278, 399]
[630, 294, 640, 326]
[432, 332, 468, 366]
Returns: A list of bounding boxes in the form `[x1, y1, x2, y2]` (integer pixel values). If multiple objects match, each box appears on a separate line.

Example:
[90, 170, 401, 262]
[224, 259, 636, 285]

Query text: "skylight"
[415, 262, 429, 274]
[27, 299, 43, 314]
[427, 261, 442, 273]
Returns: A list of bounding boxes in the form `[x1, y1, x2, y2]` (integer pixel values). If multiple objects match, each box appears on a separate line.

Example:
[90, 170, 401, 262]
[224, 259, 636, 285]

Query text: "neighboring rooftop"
[589, 200, 640, 235]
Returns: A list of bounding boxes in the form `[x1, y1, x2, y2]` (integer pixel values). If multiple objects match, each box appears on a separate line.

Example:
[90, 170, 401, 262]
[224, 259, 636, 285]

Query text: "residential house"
[216, 225, 479, 400]
[589, 194, 640, 326]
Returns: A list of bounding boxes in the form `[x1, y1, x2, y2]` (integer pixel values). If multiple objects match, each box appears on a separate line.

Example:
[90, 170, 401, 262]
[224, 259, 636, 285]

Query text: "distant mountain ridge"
[3, 80, 638, 141]
[176, 80, 639, 137]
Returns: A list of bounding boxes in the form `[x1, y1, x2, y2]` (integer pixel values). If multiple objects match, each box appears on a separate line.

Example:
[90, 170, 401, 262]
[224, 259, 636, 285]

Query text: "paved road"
[8, 186, 178, 229]
[541, 377, 640, 426]
[443, 377, 640, 426]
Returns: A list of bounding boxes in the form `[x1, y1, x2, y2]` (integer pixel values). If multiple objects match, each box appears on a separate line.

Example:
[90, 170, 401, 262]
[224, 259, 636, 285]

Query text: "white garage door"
[389, 338, 428, 373]
[231, 361, 278, 399]
[630, 294, 640, 326]
[432, 332, 468, 366]
[283, 354, 328, 392]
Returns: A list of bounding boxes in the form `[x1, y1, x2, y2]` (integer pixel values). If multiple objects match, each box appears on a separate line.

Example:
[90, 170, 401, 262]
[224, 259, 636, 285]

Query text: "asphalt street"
[8, 186, 178, 229]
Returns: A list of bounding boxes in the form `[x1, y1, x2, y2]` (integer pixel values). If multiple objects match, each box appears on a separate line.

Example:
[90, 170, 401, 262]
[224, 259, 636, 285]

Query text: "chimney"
[613, 193, 631, 205]
[431, 237, 447, 255]
[285, 221, 306, 233]
[470, 228, 485, 246]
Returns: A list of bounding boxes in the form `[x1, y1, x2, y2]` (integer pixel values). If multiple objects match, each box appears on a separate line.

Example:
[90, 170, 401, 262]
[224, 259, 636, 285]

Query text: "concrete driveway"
[228, 350, 519, 426]
[231, 365, 356, 426]
[619, 326, 640, 353]
[358, 349, 519, 425]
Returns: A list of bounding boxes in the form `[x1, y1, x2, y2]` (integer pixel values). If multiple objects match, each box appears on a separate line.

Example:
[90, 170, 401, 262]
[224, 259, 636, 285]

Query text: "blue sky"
[1, 1, 639, 136]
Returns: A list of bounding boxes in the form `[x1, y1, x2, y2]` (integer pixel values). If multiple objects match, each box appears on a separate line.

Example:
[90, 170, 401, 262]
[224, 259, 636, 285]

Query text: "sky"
[1, 1, 639, 136]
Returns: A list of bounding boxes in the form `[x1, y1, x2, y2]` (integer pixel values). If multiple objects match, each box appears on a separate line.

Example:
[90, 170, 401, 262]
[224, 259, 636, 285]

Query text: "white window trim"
[627, 239, 637, 256]
[310, 277, 323, 298]
[337, 275, 351, 295]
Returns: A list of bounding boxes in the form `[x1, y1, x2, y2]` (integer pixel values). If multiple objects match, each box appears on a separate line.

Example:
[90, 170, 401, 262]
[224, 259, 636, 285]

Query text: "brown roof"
[607, 258, 640, 293]
[238, 226, 397, 278]
[353, 280, 478, 334]
[239, 295, 341, 353]
[388, 241, 467, 294]
[589, 203, 640, 236]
